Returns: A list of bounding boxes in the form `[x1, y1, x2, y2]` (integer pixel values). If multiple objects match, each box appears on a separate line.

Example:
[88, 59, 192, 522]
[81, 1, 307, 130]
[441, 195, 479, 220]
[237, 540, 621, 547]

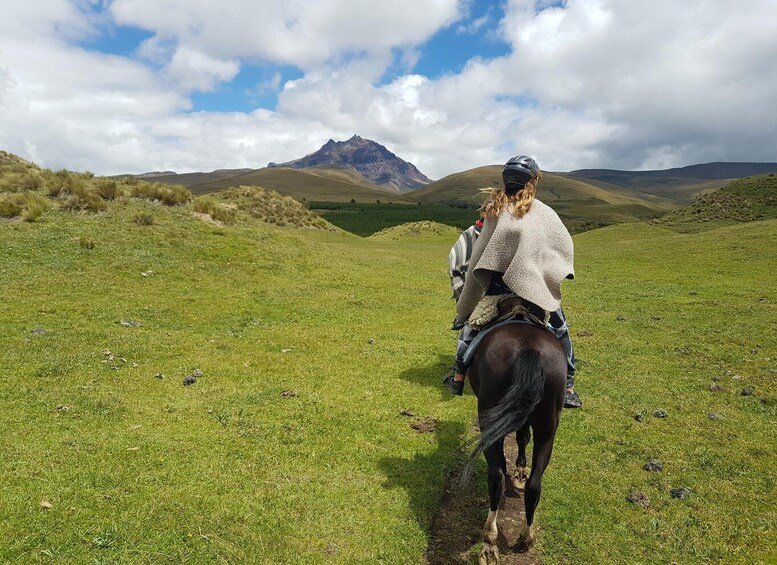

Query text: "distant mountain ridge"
[268, 135, 431, 193]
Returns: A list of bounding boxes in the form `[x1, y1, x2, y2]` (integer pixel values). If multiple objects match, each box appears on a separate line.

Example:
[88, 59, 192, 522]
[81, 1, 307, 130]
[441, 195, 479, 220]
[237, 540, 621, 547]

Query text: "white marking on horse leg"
[518, 522, 535, 547]
[483, 509, 499, 544]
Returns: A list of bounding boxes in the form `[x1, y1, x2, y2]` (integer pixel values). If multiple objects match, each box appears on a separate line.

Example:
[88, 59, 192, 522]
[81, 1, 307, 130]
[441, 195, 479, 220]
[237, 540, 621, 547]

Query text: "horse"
[462, 321, 566, 564]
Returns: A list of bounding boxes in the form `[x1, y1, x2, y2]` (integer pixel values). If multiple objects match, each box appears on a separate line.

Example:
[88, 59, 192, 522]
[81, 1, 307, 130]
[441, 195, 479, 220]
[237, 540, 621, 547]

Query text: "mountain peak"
[268, 136, 431, 192]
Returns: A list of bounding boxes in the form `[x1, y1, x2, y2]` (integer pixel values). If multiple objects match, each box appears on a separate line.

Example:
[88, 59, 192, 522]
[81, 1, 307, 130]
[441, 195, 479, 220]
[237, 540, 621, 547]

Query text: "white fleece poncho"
[456, 199, 574, 320]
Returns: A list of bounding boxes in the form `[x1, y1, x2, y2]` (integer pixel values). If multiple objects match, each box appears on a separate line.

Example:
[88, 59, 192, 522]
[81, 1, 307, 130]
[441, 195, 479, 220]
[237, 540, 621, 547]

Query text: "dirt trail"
[426, 435, 540, 564]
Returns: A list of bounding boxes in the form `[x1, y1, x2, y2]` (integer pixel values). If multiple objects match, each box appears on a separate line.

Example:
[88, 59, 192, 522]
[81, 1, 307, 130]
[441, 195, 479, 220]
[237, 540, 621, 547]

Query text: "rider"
[443, 156, 582, 408]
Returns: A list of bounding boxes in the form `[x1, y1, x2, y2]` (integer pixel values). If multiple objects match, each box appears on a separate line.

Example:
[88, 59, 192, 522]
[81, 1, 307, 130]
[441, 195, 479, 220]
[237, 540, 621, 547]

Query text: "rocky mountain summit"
[268, 135, 431, 193]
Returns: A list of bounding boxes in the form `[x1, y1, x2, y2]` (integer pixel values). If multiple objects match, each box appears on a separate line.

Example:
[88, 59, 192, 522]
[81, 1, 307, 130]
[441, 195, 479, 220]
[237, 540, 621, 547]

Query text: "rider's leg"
[454, 324, 479, 382]
[549, 308, 582, 408]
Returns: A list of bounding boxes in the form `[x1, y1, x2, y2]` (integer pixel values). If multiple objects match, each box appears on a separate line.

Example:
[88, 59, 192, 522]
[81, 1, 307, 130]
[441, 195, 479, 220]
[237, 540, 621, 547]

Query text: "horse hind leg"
[480, 439, 505, 564]
[519, 422, 558, 548]
[513, 424, 531, 490]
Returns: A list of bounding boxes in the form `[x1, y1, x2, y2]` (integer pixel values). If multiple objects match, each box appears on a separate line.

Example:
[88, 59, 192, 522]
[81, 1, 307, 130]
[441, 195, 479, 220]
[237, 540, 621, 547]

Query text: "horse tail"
[459, 349, 545, 485]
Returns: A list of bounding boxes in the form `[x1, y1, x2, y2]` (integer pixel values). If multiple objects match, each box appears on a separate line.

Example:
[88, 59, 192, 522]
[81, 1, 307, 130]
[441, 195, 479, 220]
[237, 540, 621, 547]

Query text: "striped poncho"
[448, 224, 481, 300]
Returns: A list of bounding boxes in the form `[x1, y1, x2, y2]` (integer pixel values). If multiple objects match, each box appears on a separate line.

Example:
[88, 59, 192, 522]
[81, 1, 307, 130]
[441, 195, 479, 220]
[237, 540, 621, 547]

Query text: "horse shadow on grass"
[399, 353, 472, 401]
[379, 419, 490, 564]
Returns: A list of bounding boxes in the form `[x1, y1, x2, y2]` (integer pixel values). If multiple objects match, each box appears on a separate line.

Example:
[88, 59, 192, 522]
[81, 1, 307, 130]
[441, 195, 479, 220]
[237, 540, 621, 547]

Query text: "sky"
[0, 0, 775, 179]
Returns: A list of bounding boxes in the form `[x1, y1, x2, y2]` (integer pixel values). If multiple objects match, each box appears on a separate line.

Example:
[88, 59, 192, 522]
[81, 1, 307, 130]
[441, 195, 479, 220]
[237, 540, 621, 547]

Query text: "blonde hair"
[480, 173, 541, 219]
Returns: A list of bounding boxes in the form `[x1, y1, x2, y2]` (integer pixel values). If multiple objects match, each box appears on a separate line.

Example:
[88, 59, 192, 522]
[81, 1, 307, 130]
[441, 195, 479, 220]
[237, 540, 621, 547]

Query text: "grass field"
[1, 198, 775, 563]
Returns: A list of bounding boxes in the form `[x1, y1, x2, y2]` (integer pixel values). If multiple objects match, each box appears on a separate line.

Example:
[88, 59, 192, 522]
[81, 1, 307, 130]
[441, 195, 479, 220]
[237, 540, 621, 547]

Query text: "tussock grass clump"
[192, 196, 236, 224]
[220, 186, 335, 230]
[0, 191, 49, 221]
[129, 182, 191, 206]
[133, 212, 155, 226]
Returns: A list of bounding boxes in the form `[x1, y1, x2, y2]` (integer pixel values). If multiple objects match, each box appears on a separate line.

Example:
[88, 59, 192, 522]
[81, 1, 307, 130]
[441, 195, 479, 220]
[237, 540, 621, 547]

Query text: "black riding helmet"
[502, 155, 540, 192]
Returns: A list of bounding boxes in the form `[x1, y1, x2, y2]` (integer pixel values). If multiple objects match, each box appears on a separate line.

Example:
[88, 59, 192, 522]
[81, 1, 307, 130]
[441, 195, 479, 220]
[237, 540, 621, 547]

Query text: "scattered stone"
[741, 387, 755, 396]
[708, 412, 722, 420]
[653, 409, 668, 418]
[626, 491, 649, 507]
[770, 369, 777, 374]
[368, 338, 376, 345]
[670, 487, 691, 499]
[119, 319, 141, 327]
[40, 500, 53, 510]
[141, 270, 153, 277]
[634, 413, 644, 422]
[119, 358, 127, 364]
[399, 409, 415, 417]
[650, 316, 662, 321]
[32, 327, 47, 336]
[709, 384, 723, 392]
[131, 362, 139, 368]
[56, 404, 72, 412]
[732, 374, 741, 380]
[643, 459, 663, 472]
[410, 416, 438, 434]
[183, 375, 196, 386]
[281, 390, 298, 398]
[758, 297, 767, 303]
[325, 542, 338, 556]
[154, 373, 165, 380]
[191, 368, 203, 378]
[577, 330, 593, 337]
[281, 348, 292, 353]
[102, 349, 112, 357]
[616, 315, 628, 321]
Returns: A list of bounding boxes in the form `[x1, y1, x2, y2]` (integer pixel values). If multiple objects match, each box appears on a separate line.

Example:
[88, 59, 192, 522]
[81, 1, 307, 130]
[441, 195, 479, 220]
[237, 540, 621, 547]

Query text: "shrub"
[94, 179, 120, 200]
[21, 193, 48, 221]
[0, 194, 23, 217]
[0, 192, 49, 221]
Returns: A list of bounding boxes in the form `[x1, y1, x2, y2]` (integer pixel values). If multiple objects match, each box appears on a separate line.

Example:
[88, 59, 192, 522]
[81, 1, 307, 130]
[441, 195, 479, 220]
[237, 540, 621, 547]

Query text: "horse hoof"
[479, 543, 499, 564]
[517, 524, 535, 548]
[512, 468, 529, 491]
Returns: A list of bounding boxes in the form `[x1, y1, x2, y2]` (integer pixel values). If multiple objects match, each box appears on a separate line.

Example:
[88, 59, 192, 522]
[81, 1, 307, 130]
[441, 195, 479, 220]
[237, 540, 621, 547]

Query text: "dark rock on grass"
[643, 459, 663, 472]
[741, 387, 755, 396]
[577, 330, 593, 337]
[399, 409, 415, 417]
[368, 338, 376, 345]
[119, 319, 142, 327]
[708, 412, 722, 420]
[281, 390, 298, 398]
[32, 327, 48, 336]
[183, 375, 196, 386]
[154, 372, 165, 380]
[653, 409, 668, 418]
[671, 487, 691, 499]
[650, 316, 662, 321]
[634, 413, 644, 422]
[410, 416, 438, 433]
[709, 384, 723, 392]
[616, 315, 628, 321]
[626, 491, 650, 507]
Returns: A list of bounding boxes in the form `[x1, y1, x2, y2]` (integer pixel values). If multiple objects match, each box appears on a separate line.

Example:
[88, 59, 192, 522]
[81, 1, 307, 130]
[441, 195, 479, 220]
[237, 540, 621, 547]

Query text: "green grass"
[1, 195, 775, 563]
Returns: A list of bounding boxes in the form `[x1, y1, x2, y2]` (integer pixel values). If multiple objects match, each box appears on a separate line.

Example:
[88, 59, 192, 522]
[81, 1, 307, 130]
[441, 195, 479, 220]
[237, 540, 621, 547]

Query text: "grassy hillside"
[569, 162, 777, 204]
[2, 179, 776, 563]
[655, 173, 777, 232]
[152, 165, 410, 203]
[412, 166, 673, 233]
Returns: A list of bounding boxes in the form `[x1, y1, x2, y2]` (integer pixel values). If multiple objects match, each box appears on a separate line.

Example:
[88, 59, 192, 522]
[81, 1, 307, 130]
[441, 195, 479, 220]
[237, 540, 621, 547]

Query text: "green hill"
[569, 162, 777, 204]
[151, 165, 410, 203]
[655, 173, 777, 232]
[412, 165, 674, 233]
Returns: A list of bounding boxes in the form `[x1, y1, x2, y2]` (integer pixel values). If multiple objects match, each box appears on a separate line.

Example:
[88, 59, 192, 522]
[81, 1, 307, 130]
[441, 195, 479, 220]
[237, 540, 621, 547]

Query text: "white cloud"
[0, 0, 775, 178]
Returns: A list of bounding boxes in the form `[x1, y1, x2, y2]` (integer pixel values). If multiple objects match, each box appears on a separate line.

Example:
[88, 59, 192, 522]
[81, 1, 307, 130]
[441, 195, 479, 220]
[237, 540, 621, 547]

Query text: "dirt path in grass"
[426, 435, 540, 564]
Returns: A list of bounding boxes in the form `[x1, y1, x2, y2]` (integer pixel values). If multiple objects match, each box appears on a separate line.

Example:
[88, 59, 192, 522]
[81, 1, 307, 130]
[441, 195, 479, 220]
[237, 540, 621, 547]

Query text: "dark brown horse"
[463, 322, 566, 564]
